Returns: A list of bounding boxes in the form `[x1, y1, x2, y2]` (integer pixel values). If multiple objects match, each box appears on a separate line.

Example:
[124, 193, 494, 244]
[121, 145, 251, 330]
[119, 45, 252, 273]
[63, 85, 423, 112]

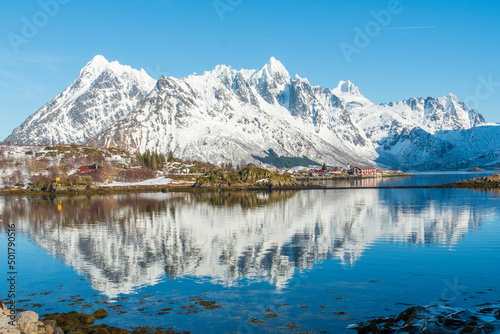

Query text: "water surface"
[320, 171, 494, 188]
[1, 174, 499, 333]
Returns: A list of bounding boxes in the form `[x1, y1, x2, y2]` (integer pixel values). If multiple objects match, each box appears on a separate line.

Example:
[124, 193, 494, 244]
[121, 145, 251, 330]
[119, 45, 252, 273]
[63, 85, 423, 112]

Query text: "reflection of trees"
[0, 189, 495, 298]
[1, 194, 186, 228]
[193, 190, 298, 209]
[1, 191, 299, 228]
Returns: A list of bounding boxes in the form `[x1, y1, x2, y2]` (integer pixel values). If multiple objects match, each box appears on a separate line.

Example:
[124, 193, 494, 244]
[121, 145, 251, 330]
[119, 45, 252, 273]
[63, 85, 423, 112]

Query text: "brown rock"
[1, 329, 21, 334]
[65, 327, 87, 334]
[43, 311, 95, 327]
[37, 327, 48, 334]
[44, 325, 55, 334]
[17, 322, 38, 333]
[15, 310, 39, 324]
[0, 301, 8, 315]
[88, 325, 110, 334]
[488, 174, 500, 182]
[43, 320, 57, 329]
[92, 308, 109, 319]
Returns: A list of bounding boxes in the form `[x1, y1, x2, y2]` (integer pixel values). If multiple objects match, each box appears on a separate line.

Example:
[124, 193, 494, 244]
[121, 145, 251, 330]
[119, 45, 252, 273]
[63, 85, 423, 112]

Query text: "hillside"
[5, 56, 500, 171]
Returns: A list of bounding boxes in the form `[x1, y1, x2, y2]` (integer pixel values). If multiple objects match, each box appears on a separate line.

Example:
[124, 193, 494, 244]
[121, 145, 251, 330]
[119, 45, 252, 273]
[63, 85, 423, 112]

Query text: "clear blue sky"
[1, 0, 499, 140]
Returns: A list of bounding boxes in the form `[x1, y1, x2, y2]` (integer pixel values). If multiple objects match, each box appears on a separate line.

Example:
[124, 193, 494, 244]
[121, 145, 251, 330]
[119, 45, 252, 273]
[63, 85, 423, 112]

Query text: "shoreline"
[0, 183, 498, 197]
[1, 174, 498, 197]
[2, 300, 499, 334]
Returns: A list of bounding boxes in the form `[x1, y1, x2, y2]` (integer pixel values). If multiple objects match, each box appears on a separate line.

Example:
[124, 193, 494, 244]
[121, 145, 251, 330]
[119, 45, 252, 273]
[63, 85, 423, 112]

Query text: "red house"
[348, 166, 377, 175]
[77, 164, 97, 175]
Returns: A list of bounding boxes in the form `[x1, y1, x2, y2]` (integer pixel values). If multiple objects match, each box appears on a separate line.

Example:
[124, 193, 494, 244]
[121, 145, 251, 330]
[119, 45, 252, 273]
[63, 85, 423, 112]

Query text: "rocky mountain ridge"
[5, 55, 499, 170]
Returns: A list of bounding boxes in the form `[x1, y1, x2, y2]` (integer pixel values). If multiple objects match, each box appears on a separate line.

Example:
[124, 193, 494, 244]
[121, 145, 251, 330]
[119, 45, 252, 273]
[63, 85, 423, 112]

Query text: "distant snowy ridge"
[5, 55, 500, 170]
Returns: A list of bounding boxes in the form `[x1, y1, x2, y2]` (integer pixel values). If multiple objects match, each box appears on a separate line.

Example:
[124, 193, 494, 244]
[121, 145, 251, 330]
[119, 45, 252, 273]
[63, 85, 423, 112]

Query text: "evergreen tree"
[136, 150, 166, 170]
[167, 150, 175, 162]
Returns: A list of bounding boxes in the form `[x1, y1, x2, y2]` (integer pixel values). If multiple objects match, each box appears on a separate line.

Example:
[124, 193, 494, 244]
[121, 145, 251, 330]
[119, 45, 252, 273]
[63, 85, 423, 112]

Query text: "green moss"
[195, 176, 210, 185]
[227, 171, 241, 183]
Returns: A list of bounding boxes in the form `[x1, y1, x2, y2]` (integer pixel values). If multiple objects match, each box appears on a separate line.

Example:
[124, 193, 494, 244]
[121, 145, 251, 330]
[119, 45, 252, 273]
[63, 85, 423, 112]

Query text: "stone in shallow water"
[43, 311, 96, 327]
[92, 308, 109, 319]
[354, 305, 500, 334]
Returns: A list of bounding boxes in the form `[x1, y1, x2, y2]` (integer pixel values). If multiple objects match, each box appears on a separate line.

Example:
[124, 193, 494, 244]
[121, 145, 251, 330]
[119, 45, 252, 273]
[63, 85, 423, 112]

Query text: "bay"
[1, 173, 499, 333]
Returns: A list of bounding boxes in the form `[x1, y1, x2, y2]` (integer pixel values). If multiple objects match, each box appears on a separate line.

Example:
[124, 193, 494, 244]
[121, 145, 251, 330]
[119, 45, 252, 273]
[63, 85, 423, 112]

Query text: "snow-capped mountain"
[5, 55, 156, 145]
[5, 55, 499, 169]
[377, 124, 500, 170]
[88, 58, 375, 166]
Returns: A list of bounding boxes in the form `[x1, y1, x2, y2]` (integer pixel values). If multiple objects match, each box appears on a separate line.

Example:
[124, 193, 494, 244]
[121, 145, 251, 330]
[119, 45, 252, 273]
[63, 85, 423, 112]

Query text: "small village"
[0, 144, 408, 193]
[287, 165, 378, 177]
[229, 163, 392, 179]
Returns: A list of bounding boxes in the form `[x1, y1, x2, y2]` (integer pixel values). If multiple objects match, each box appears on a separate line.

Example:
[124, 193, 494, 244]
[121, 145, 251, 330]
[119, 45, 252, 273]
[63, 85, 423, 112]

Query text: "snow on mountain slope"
[6, 55, 497, 169]
[88, 57, 490, 168]
[5, 55, 156, 145]
[377, 124, 500, 170]
[88, 59, 375, 166]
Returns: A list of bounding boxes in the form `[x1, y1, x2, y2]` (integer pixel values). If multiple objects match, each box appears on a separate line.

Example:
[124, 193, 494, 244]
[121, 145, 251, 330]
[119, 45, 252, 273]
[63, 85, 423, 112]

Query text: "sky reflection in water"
[1, 175, 499, 333]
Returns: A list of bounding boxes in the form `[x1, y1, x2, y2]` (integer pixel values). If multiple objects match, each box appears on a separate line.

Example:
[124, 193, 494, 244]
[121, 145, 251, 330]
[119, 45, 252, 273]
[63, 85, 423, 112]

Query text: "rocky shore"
[351, 304, 500, 333]
[0, 181, 196, 196]
[192, 166, 307, 189]
[450, 173, 500, 189]
[2, 172, 499, 197]
[0, 167, 320, 196]
[0, 302, 188, 334]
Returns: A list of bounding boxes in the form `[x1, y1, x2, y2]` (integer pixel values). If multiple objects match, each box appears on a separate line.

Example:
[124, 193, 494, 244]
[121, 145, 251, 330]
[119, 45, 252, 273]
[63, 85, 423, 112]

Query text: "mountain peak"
[213, 64, 233, 76]
[81, 55, 110, 76]
[248, 57, 290, 86]
[437, 93, 463, 108]
[335, 80, 361, 96]
[263, 57, 288, 77]
[443, 93, 458, 101]
[7, 56, 497, 171]
[79, 56, 155, 88]
[90, 54, 109, 65]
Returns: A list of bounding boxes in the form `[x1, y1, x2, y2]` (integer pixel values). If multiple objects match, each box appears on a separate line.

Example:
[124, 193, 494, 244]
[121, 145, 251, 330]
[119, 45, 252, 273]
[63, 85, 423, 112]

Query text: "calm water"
[1, 173, 500, 333]
[321, 171, 495, 187]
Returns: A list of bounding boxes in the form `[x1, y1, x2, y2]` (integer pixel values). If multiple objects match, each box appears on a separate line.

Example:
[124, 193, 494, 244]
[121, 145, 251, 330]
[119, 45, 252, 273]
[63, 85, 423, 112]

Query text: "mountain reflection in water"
[0, 189, 493, 298]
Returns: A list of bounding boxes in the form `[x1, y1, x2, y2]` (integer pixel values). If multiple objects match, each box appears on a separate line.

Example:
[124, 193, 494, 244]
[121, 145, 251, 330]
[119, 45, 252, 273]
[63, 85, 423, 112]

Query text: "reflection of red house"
[77, 164, 97, 175]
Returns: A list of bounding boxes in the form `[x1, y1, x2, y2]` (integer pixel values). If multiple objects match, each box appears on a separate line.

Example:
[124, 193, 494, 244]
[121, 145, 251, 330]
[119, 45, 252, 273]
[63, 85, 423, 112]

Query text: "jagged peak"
[292, 74, 309, 84]
[201, 64, 235, 80]
[437, 93, 460, 104]
[334, 80, 362, 96]
[78, 55, 155, 90]
[89, 54, 108, 65]
[250, 57, 290, 84]
[80, 55, 110, 77]
[263, 57, 288, 76]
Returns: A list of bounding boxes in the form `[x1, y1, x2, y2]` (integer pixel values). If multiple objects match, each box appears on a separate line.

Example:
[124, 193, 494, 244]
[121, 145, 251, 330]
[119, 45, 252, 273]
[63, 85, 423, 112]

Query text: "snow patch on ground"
[101, 177, 194, 187]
